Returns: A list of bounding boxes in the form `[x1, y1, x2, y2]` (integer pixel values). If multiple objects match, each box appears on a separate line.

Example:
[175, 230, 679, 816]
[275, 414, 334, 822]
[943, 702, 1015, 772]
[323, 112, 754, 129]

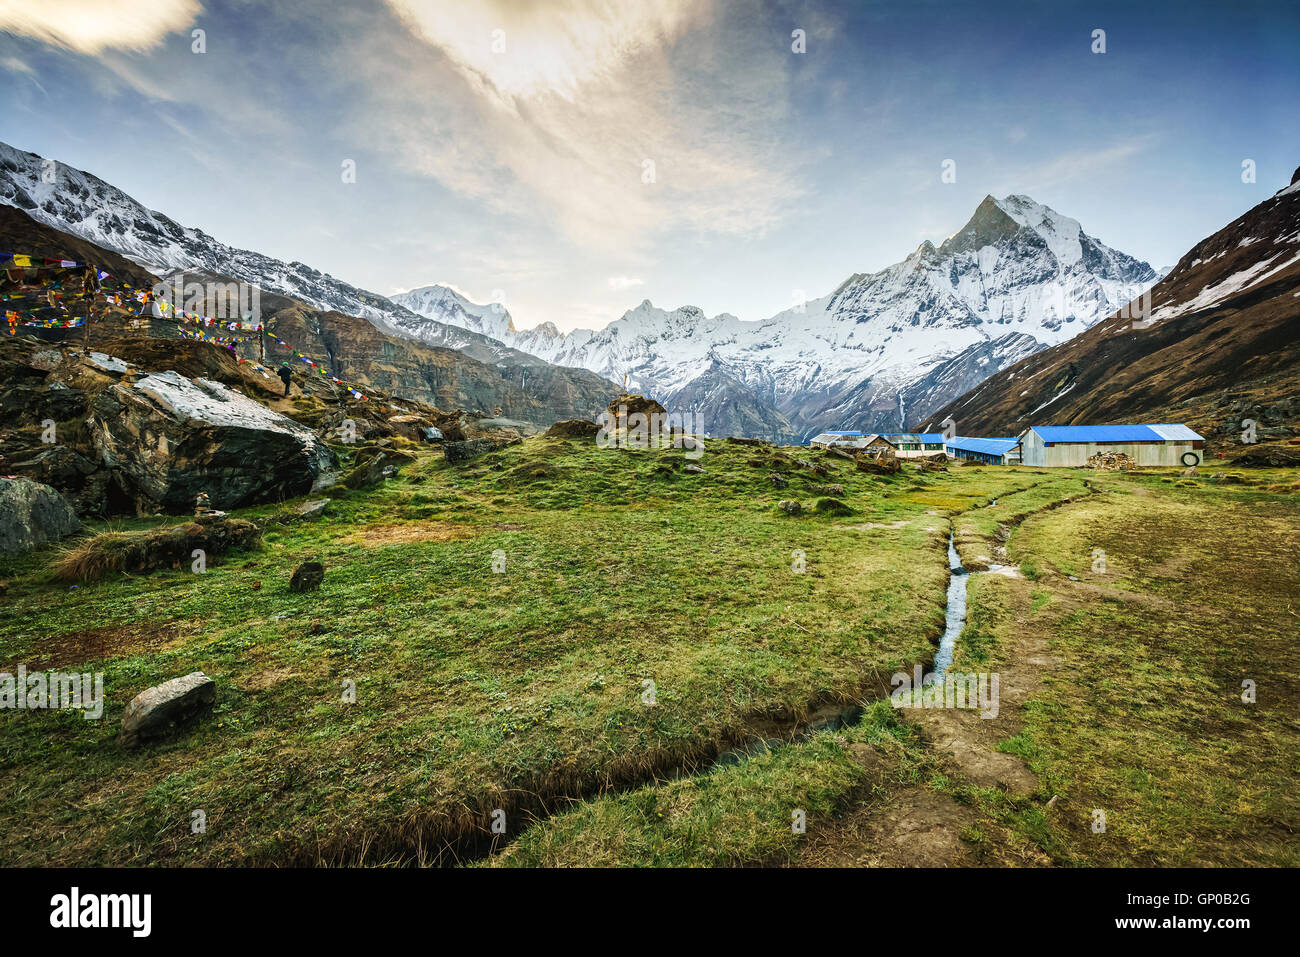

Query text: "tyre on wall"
[1181, 451, 1200, 467]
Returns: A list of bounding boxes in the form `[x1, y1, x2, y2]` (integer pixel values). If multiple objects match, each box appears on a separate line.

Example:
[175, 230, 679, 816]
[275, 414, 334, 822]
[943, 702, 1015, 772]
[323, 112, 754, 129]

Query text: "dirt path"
[794, 488, 1105, 867]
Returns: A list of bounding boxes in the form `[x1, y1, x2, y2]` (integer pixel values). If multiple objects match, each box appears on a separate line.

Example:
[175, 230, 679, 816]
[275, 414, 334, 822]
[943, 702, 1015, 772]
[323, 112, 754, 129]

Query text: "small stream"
[930, 530, 968, 682]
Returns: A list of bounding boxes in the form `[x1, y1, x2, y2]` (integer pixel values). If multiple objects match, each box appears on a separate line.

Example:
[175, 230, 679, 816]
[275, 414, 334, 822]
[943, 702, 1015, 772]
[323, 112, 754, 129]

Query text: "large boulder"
[606, 393, 667, 428]
[118, 672, 216, 747]
[444, 436, 520, 465]
[88, 370, 337, 513]
[8, 445, 111, 516]
[0, 477, 81, 553]
[545, 419, 601, 439]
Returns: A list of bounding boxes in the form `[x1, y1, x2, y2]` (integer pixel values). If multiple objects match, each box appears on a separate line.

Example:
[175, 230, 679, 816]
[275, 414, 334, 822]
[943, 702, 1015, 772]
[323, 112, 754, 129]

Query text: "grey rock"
[118, 672, 216, 747]
[290, 561, 324, 592]
[684, 463, 706, 474]
[87, 370, 336, 513]
[296, 499, 330, 520]
[778, 499, 803, 515]
[0, 477, 80, 554]
[444, 437, 519, 464]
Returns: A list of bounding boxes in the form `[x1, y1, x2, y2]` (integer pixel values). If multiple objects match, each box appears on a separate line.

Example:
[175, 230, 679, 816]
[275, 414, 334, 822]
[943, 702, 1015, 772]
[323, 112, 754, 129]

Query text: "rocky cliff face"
[926, 173, 1300, 448]
[393, 196, 1158, 441]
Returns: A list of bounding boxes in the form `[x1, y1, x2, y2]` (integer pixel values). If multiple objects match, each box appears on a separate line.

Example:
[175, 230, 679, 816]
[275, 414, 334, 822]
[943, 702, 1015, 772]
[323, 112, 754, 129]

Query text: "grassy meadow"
[0, 434, 1295, 867]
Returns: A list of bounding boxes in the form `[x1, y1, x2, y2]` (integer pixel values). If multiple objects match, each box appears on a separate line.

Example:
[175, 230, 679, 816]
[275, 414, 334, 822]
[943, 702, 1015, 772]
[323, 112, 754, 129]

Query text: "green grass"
[0, 437, 1036, 865]
[2, 444, 1293, 867]
[958, 474, 1300, 866]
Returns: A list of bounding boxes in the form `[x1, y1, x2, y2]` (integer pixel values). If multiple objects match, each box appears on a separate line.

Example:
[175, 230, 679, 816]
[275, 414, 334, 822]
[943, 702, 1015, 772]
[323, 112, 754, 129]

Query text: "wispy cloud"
[361, 0, 806, 252]
[607, 275, 644, 290]
[0, 0, 200, 56]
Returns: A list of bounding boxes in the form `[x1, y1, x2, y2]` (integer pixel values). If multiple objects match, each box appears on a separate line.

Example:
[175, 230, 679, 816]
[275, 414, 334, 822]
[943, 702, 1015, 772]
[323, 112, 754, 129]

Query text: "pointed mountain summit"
[383, 193, 1158, 440]
[928, 169, 1300, 443]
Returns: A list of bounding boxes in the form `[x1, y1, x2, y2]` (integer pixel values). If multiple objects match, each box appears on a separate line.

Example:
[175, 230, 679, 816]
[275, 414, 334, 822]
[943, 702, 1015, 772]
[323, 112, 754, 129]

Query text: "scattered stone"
[444, 437, 519, 465]
[818, 483, 845, 496]
[419, 426, 444, 443]
[118, 672, 216, 747]
[290, 561, 324, 592]
[684, 463, 706, 474]
[1085, 450, 1136, 471]
[545, 419, 601, 439]
[1181, 466, 1199, 477]
[768, 472, 789, 488]
[344, 448, 412, 489]
[296, 499, 330, 520]
[778, 499, 803, 515]
[0, 477, 81, 554]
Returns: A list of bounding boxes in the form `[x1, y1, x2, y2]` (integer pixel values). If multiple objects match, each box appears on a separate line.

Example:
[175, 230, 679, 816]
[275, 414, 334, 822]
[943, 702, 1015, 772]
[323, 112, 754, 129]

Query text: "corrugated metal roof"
[1030, 424, 1204, 443]
[825, 431, 864, 436]
[1147, 423, 1205, 441]
[880, 433, 946, 443]
[946, 436, 1021, 456]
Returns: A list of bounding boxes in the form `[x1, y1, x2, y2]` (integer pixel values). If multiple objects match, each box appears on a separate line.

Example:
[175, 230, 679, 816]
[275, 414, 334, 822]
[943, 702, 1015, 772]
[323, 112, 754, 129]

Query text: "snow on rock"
[88, 370, 336, 512]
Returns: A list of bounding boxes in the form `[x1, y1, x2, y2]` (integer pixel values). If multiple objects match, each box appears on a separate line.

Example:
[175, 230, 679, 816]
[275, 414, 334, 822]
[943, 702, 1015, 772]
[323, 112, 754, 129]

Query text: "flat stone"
[118, 672, 216, 747]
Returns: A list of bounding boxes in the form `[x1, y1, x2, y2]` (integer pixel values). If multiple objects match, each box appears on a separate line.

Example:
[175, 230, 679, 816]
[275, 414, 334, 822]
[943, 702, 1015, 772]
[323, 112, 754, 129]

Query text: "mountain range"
[0, 140, 620, 423]
[392, 194, 1160, 440]
[1, 139, 1176, 440]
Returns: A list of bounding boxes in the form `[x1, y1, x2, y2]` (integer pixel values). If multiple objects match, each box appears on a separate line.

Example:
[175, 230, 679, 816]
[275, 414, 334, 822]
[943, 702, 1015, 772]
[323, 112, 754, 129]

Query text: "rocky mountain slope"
[0, 139, 619, 420]
[925, 170, 1300, 452]
[0, 204, 616, 426]
[393, 196, 1158, 441]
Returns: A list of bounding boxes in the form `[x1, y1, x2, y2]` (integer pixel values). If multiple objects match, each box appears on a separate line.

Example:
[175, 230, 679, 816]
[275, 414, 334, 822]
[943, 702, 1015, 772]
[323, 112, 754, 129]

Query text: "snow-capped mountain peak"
[383, 192, 1157, 441]
[391, 283, 517, 341]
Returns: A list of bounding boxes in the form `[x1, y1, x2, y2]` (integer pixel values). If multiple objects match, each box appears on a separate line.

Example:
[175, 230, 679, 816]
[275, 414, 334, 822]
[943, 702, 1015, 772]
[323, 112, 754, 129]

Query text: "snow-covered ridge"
[0, 140, 578, 373]
[389, 193, 1158, 438]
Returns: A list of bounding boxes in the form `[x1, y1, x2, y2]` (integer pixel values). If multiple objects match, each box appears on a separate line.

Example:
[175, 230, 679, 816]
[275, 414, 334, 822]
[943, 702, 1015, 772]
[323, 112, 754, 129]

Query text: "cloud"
[0, 55, 33, 74]
[0, 0, 201, 56]
[364, 0, 806, 252]
[607, 275, 644, 290]
[1022, 137, 1158, 192]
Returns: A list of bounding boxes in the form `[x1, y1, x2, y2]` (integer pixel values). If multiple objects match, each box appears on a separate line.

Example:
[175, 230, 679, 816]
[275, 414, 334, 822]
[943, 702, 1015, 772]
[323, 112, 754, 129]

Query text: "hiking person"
[278, 361, 292, 396]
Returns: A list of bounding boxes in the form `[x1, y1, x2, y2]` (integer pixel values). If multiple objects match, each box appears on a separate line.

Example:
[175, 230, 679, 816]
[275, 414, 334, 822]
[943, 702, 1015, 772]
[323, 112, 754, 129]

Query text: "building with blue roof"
[1018, 424, 1205, 467]
[877, 433, 948, 457]
[945, 436, 1022, 465]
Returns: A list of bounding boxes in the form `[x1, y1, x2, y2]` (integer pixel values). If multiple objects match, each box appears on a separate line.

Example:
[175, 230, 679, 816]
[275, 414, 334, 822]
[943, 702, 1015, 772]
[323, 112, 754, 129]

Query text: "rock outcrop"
[88, 370, 336, 512]
[0, 477, 81, 553]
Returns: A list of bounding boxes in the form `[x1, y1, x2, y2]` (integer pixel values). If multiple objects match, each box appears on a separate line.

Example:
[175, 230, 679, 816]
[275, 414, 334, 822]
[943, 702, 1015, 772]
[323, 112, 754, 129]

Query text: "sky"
[0, 0, 1297, 333]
